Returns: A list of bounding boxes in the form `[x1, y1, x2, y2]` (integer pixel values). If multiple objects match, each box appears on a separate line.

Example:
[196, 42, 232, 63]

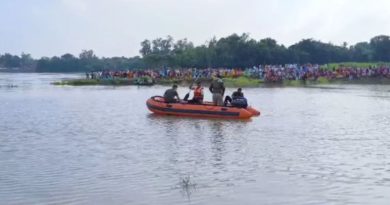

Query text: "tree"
[141, 36, 175, 67]
[5, 34, 390, 72]
[370, 35, 390, 61]
[288, 39, 350, 64]
[79, 50, 96, 60]
[350, 42, 373, 62]
[140, 40, 152, 57]
[0, 53, 21, 68]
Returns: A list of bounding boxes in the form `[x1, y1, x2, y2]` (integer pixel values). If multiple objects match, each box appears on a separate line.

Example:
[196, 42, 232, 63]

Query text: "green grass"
[223, 76, 264, 87]
[53, 77, 154, 86]
[154, 77, 263, 87]
[155, 78, 183, 85]
[53, 79, 100, 86]
[53, 75, 390, 87]
[317, 77, 330, 84]
[321, 62, 390, 70]
[100, 79, 132, 85]
[281, 77, 330, 87]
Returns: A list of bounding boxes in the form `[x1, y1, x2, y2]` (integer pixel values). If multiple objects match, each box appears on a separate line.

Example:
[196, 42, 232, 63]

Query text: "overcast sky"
[1, 0, 390, 58]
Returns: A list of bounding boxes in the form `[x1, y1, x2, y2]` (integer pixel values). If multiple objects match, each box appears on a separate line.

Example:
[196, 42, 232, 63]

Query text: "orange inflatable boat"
[146, 96, 260, 119]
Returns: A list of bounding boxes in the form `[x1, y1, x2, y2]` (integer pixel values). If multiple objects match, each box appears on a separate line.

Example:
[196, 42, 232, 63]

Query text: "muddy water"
[1, 73, 390, 204]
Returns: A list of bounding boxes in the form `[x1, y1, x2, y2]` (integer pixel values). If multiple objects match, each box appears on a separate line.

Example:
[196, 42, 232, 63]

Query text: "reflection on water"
[210, 121, 226, 170]
[178, 175, 197, 202]
[1, 73, 390, 205]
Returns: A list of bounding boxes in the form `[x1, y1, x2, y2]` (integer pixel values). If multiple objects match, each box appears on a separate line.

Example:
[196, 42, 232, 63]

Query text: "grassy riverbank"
[53, 77, 154, 86]
[321, 62, 390, 70]
[53, 76, 265, 87]
[53, 76, 390, 87]
[154, 76, 264, 87]
[282, 77, 390, 86]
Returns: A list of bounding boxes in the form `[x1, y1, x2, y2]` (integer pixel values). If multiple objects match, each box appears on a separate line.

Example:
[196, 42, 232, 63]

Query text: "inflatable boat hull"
[146, 96, 260, 119]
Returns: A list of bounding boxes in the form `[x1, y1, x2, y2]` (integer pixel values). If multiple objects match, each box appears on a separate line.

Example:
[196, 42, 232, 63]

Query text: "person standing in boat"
[164, 84, 180, 103]
[209, 75, 225, 106]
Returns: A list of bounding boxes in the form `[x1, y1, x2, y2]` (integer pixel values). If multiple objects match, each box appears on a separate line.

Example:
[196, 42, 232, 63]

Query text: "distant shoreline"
[52, 76, 390, 87]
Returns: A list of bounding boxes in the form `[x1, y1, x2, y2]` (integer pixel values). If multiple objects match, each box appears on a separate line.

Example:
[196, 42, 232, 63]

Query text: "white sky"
[1, 0, 390, 58]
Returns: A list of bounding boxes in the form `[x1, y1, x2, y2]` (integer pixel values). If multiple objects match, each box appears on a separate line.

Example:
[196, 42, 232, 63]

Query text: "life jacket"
[194, 87, 204, 100]
[231, 97, 248, 108]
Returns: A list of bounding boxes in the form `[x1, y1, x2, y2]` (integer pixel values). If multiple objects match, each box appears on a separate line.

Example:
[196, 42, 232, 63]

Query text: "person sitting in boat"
[224, 88, 248, 108]
[209, 75, 225, 106]
[164, 84, 180, 103]
[188, 81, 204, 104]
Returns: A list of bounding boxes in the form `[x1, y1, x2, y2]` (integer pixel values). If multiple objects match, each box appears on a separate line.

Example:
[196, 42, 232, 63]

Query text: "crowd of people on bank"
[85, 64, 390, 82]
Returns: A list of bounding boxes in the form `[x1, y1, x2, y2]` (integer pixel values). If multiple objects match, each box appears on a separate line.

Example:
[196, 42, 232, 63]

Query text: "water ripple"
[1, 74, 390, 204]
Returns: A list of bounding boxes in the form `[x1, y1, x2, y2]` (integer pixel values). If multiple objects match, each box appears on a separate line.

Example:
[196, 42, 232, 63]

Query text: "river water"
[1, 73, 390, 205]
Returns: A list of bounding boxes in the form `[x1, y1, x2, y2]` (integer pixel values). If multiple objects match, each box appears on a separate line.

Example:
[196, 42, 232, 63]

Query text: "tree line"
[1, 34, 390, 72]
